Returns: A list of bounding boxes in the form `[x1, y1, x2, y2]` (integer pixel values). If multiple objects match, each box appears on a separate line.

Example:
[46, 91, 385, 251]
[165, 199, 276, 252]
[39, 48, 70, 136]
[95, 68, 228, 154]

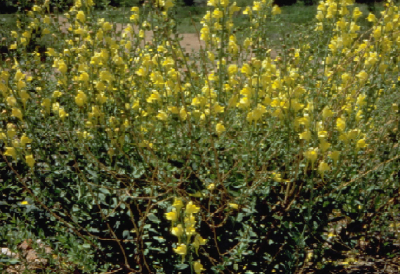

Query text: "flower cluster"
[165, 198, 206, 272]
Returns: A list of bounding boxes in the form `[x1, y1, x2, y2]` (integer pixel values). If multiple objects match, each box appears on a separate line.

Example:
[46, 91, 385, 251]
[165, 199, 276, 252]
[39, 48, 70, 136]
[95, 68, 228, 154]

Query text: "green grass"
[0, 1, 387, 57]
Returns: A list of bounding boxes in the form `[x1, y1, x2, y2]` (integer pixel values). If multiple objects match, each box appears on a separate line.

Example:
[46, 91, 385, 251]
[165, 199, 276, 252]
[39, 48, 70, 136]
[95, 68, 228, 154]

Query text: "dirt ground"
[54, 15, 205, 52]
[53, 16, 280, 58]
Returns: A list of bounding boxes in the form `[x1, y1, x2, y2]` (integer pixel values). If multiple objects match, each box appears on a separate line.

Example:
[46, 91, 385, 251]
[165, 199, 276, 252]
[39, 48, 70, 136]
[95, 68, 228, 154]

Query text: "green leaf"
[147, 213, 161, 224]
[175, 264, 189, 270]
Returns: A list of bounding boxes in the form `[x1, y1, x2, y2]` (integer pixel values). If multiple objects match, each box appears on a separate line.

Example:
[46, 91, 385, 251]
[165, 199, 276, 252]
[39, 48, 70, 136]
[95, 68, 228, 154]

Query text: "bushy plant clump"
[1, 0, 399, 272]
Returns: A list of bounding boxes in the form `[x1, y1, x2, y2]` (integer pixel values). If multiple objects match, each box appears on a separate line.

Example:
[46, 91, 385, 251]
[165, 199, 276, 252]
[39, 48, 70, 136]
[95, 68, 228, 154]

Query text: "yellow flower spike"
[11, 108, 23, 121]
[216, 123, 226, 136]
[318, 161, 329, 179]
[185, 201, 200, 215]
[26, 155, 35, 168]
[171, 224, 184, 242]
[193, 260, 205, 273]
[4, 147, 17, 160]
[193, 234, 207, 256]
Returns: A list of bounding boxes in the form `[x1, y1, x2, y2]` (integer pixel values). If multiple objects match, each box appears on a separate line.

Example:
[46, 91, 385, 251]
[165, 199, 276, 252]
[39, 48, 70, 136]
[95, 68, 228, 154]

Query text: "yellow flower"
[173, 198, 184, 212]
[156, 110, 168, 121]
[4, 147, 17, 160]
[185, 201, 200, 215]
[336, 117, 346, 132]
[356, 70, 368, 82]
[213, 103, 225, 114]
[79, 72, 89, 82]
[228, 203, 239, 210]
[322, 106, 333, 120]
[228, 64, 237, 75]
[319, 139, 331, 153]
[102, 21, 113, 32]
[173, 244, 187, 261]
[168, 106, 179, 114]
[179, 107, 188, 121]
[318, 131, 328, 138]
[193, 234, 207, 256]
[26, 154, 35, 168]
[7, 124, 17, 139]
[272, 5, 281, 15]
[367, 13, 376, 23]
[216, 123, 226, 136]
[7, 96, 17, 107]
[329, 151, 340, 166]
[75, 91, 88, 107]
[352, 7, 362, 20]
[304, 148, 318, 169]
[77, 11, 85, 23]
[174, 244, 187, 256]
[171, 224, 184, 241]
[186, 226, 196, 239]
[241, 63, 252, 76]
[58, 108, 68, 121]
[147, 90, 161, 103]
[21, 201, 29, 205]
[165, 209, 177, 222]
[21, 134, 32, 147]
[193, 260, 205, 273]
[185, 214, 196, 228]
[318, 161, 329, 179]
[356, 139, 367, 150]
[15, 70, 26, 81]
[299, 130, 311, 141]
[12, 108, 23, 121]
[207, 183, 215, 190]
